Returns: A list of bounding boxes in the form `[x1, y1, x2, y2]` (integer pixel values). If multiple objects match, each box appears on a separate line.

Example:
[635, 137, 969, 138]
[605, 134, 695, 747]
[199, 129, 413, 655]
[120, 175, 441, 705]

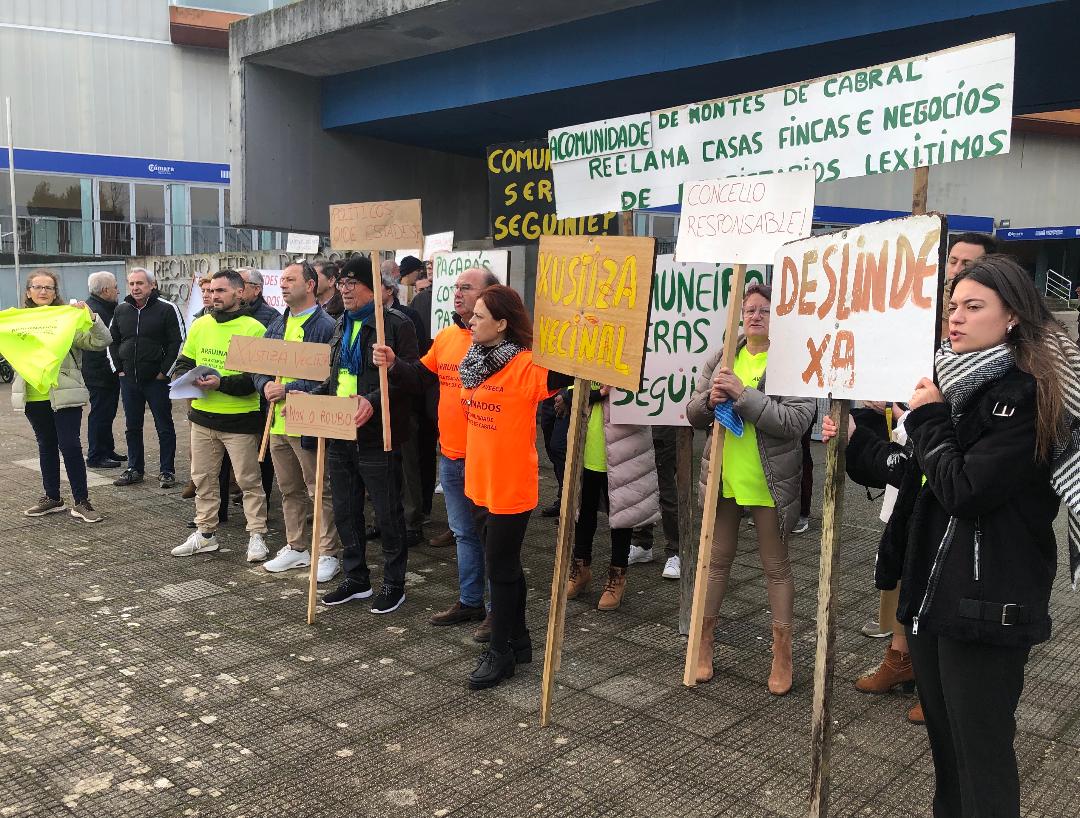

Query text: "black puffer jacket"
[82, 293, 120, 389]
[314, 307, 421, 449]
[108, 290, 185, 383]
[246, 294, 281, 329]
[847, 368, 1059, 649]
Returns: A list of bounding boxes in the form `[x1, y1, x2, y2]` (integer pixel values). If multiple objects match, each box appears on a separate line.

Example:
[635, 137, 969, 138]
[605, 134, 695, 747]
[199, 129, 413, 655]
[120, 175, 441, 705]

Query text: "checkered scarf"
[458, 340, 524, 390]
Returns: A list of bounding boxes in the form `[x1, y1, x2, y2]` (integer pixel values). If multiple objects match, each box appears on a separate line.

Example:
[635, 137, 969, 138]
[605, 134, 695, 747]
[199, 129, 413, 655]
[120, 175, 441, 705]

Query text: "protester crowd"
[9, 232, 1079, 818]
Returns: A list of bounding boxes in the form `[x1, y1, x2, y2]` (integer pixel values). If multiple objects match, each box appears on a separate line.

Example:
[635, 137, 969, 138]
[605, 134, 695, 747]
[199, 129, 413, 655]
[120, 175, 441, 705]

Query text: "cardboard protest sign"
[532, 235, 656, 392]
[675, 172, 815, 264]
[225, 336, 330, 382]
[329, 200, 423, 251]
[610, 258, 764, 424]
[430, 250, 509, 332]
[422, 232, 454, 260]
[286, 233, 319, 254]
[765, 213, 945, 401]
[549, 35, 1014, 218]
[284, 393, 358, 441]
[487, 139, 618, 246]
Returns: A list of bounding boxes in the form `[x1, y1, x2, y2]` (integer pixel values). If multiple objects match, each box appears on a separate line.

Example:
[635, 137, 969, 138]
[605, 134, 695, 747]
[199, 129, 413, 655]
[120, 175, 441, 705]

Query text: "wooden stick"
[911, 165, 929, 216]
[682, 265, 746, 685]
[539, 377, 590, 727]
[807, 398, 850, 818]
[676, 426, 695, 635]
[370, 250, 393, 451]
[258, 376, 282, 463]
[306, 437, 327, 625]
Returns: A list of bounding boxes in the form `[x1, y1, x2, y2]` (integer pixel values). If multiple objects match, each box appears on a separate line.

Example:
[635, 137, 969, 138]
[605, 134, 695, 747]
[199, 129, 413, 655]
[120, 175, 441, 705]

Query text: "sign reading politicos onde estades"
[549, 35, 1015, 218]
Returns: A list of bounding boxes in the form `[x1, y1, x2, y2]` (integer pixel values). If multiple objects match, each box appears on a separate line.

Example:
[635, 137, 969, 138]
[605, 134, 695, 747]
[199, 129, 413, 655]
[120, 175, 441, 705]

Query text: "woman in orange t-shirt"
[459, 285, 567, 690]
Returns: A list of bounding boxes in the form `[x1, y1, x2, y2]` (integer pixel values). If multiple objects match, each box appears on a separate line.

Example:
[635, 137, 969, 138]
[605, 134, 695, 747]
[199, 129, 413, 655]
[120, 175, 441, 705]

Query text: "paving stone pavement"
[0, 389, 1077, 817]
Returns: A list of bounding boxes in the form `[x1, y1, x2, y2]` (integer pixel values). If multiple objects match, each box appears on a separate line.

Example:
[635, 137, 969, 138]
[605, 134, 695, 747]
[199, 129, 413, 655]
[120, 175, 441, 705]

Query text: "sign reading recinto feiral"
[329, 199, 423, 251]
[549, 35, 1014, 218]
[764, 213, 946, 401]
[531, 235, 656, 392]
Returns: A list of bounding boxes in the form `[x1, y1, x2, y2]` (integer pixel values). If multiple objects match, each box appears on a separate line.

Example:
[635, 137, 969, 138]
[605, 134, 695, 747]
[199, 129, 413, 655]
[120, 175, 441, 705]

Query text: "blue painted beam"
[322, 0, 1056, 128]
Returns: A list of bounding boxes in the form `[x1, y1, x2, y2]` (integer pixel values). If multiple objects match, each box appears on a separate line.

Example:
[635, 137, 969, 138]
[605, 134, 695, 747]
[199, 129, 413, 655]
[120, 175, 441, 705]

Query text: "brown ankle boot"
[855, 646, 915, 694]
[696, 615, 718, 683]
[566, 558, 592, 599]
[597, 566, 627, 610]
[768, 623, 793, 696]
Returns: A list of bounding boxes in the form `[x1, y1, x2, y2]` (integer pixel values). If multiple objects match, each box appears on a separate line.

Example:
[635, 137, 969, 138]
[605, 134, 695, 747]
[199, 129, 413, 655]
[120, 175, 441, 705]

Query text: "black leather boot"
[468, 648, 516, 690]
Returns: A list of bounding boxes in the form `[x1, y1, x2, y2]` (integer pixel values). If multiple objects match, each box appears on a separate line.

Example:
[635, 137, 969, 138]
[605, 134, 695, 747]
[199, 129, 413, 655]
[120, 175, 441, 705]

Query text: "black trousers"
[540, 398, 568, 492]
[574, 469, 632, 567]
[86, 382, 120, 463]
[327, 440, 408, 589]
[478, 507, 531, 653]
[799, 426, 814, 518]
[907, 628, 1030, 818]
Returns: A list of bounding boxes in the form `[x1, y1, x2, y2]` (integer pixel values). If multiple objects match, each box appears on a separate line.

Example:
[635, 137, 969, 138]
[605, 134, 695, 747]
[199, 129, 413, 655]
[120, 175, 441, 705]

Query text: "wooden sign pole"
[806, 398, 850, 817]
[258, 377, 282, 463]
[676, 426, 696, 635]
[370, 250, 393, 452]
[807, 165, 929, 818]
[539, 377, 590, 727]
[306, 437, 328, 625]
[682, 265, 746, 685]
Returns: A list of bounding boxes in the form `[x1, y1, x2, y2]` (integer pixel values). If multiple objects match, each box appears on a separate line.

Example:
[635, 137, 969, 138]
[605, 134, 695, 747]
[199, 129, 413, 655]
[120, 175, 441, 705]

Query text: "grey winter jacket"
[601, 400, 661, 530]
[12, 312, 113, 411]
[685, 338, 815, 538]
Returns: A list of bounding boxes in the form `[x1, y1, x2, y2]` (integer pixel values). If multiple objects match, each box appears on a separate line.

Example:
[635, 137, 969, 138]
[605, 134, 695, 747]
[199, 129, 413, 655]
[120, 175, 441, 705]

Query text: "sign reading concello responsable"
[610, 256, 763, 425]
[765, 213, 946, 401]
[531, 234, 656, 392]
[486, 139, 618, 246]
[549, 35, 1014, 218]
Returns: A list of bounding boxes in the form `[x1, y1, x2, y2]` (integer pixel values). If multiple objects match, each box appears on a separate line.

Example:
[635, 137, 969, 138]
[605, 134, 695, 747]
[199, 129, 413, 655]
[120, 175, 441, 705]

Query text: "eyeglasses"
[454, 284, 476, 292]
[337, 279, 359, 290]
[742, 307, 771, 317]
[29, 285, 56, 293]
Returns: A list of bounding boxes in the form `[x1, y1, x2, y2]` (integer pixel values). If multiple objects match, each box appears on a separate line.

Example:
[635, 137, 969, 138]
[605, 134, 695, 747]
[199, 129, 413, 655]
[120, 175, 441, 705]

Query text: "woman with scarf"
[825, 254, 1080, 817]
[453, 284, 569, 690]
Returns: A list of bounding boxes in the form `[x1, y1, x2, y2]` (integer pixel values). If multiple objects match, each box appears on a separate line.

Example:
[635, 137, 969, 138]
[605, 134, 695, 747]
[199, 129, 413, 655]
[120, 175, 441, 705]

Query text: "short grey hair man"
[128, 266, 156, 286]
[87, 271, 117, 298]
[380, 259, 399, 281]
[381, 273, 402, 302]
[236, 267, 263, 287]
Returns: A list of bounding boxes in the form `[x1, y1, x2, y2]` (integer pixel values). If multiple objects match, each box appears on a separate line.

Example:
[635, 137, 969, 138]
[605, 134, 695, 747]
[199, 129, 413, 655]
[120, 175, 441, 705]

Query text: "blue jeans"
[439, 454, 486, 608]
[25, 402, 87, 504]
[119, 376, 176, 475]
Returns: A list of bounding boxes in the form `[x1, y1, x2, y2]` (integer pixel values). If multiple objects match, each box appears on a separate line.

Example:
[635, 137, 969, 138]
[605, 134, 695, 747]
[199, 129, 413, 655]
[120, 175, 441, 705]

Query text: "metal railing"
[1045, 267, 1074, 302]
[0, 216, 281, 257]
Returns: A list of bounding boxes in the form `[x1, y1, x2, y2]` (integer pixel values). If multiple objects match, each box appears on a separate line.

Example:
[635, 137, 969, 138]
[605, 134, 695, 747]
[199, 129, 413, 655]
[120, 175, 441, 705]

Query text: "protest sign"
[764, 213, 945, 401]
[487, 139, 619, 246]
[329, 200, 423, 252]
[0, 305, 93, 392]
[286, 233, 319, 254]
[675, 171, 815, 264]
[224, 336, 330, 382]
[549, 35, 1014, 218]
[430, 250, 509, 332]
[422, 231, 454, 260]
[284, 393, 358, 441]
[184, 269, 282, 329]
[610, 258, 764, 424]
[532, 234, 656, 393]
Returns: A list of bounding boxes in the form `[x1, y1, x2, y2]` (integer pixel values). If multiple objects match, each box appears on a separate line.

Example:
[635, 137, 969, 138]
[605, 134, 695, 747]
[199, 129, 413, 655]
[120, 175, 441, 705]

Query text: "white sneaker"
[317, 555, 341, 583]
[434, 483, 444, 495]
[246, 533, 269, 562]
[662, 555, 681, 579]
[627, 545, 654, 565]
[792, 516, 810, 534]
[172, 531, 219, 557]
[264, 546, 310, 573]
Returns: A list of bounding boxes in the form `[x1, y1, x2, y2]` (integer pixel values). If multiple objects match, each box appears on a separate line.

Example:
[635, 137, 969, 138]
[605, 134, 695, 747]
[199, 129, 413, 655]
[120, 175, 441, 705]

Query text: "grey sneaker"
[25, 496, 65, 517]
[70, 502, 103, 523]
[114, 469, 143, 487]
[159, 472, 176, 489]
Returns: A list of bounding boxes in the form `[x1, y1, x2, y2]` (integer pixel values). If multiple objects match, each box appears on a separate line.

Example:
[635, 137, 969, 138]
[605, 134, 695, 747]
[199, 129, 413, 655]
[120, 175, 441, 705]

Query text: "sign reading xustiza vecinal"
[531, 235, 656, 392]
[550, 35, 1014, 218]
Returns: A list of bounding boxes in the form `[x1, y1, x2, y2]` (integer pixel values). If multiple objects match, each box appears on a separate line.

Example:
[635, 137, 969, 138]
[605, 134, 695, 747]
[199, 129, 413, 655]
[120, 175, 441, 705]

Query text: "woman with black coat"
[824, 255, 1080, 818]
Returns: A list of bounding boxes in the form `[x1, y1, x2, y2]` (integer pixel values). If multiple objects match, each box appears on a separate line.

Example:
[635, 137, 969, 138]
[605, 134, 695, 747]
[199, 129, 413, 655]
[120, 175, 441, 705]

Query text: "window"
[134, 184, 167, 255]
[99, 181, 131, 255]
[190, 186, 220, 253]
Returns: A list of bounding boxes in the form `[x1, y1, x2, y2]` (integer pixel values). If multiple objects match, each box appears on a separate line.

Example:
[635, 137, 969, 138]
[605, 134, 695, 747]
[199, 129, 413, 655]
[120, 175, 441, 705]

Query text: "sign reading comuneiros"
[549, 35, 1015, 219]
